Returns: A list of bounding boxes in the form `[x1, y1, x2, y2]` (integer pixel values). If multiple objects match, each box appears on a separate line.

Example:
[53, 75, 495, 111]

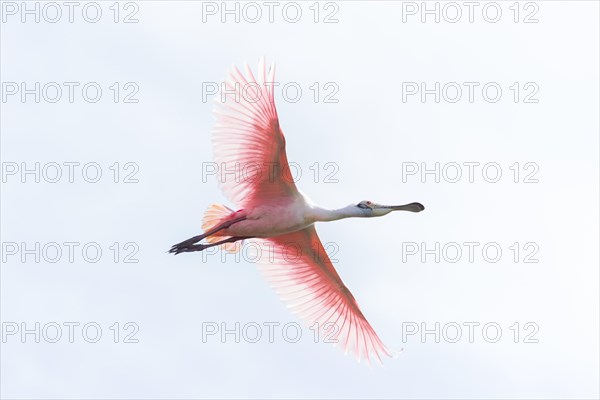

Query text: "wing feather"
[255, 225, 393, 364]
[212, 58, 298, 208]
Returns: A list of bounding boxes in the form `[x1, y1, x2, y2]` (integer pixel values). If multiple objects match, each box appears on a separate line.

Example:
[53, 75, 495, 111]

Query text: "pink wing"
[257, 225, 393, 364]
[212, 58, 299, 208]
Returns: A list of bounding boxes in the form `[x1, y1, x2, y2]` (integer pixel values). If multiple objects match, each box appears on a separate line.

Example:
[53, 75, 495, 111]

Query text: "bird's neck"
[310, 205, 364, 222]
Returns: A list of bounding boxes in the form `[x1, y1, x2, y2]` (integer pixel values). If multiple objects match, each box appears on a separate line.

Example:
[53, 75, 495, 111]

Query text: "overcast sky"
[1, 1, 599, 399]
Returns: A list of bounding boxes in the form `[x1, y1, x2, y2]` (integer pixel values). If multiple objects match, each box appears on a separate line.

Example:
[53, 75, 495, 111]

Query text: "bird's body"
[219, 195, 388, 237]
[222, 196, 311, 238]
[170, 58, 424, 364]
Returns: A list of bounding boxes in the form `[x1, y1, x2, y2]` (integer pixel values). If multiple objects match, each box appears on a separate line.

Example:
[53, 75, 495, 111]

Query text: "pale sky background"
[1, 1, 599, 399]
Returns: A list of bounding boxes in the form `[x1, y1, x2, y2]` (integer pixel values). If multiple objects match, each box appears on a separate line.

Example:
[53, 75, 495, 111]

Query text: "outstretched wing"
[256, 225, 393, 364]
[212, 58, 299, 208]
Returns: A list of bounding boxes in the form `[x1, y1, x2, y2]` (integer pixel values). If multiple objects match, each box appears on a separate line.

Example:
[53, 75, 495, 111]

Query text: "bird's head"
[355, 200, 425, 217]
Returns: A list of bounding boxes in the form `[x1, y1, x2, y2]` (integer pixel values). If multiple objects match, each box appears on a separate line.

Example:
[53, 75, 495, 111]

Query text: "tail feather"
[202, 204, 243, 253]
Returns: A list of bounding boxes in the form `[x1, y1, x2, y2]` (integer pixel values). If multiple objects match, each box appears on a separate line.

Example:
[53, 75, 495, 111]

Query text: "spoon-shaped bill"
[387, 202, 425, 212]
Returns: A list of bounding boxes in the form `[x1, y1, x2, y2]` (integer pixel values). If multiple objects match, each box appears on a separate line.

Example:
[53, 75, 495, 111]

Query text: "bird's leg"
[169, 214, 247, 252]
[171, 236, 253, 255]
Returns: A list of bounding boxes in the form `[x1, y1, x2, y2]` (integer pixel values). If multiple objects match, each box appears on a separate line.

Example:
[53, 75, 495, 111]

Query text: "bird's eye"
[366, 201, 372, 205]
[357, 202, 369, 209]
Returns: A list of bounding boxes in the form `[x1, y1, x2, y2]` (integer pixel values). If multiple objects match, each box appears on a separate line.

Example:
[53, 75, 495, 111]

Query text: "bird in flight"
[170, 58, 424, 364]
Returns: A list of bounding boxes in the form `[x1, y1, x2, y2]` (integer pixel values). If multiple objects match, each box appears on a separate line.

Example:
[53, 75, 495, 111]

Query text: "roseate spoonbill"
[169, 58, 424, 364]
